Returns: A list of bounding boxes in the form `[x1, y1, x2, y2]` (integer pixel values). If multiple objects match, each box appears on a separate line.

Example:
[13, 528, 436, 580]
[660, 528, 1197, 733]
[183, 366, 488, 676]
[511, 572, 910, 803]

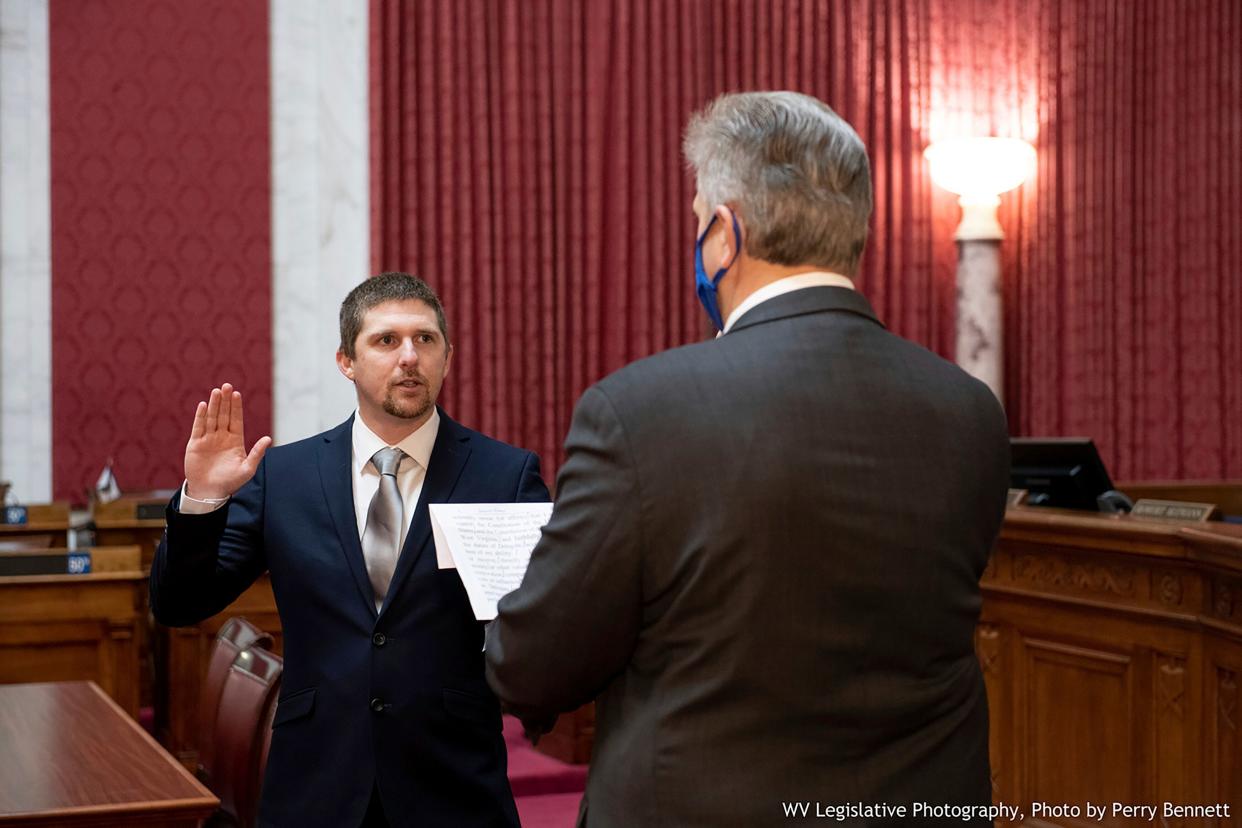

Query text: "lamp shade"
[924, 137, 1036, 202]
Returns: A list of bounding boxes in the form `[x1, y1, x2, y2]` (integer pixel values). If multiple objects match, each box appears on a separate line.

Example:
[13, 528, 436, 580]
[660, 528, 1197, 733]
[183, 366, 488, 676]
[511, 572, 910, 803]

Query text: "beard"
[382, 385, 433, 421]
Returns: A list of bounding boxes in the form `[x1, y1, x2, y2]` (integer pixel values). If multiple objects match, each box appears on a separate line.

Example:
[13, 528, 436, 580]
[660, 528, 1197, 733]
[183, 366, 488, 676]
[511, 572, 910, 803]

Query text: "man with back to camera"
[484, 91, 1011, 826]
[150, 272, 549, 827]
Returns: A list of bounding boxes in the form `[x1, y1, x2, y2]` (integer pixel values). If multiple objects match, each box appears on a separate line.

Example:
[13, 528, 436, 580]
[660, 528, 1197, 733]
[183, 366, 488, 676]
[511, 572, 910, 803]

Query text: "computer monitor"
[1010, 438, 1117, 512]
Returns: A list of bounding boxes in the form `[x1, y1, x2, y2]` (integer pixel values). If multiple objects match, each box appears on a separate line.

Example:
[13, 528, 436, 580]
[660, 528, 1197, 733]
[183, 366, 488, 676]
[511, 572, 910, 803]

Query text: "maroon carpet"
[504, 716, 586, 827]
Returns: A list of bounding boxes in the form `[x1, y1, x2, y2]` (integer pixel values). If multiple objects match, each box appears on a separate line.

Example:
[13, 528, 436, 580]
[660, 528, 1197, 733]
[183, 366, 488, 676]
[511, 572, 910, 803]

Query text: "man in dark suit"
[151, 272, 548, 827]
[485, 92, 1010, 826]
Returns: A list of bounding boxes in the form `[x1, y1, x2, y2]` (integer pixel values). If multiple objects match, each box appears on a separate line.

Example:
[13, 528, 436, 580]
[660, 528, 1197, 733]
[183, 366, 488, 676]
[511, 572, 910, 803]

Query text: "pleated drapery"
[371, 0, 1242, 482]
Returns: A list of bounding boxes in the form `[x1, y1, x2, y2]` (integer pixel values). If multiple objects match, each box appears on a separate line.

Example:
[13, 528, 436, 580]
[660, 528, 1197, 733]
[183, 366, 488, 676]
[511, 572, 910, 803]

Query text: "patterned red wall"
[49, 0, 271, 502]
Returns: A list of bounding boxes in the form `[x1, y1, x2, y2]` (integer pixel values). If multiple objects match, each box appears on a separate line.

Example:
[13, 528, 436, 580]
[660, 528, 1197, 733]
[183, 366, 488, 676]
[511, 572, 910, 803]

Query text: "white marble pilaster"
[955, 239, 1004, 404]
[271, 0, 369, 444]
[0, 0, 51, 504]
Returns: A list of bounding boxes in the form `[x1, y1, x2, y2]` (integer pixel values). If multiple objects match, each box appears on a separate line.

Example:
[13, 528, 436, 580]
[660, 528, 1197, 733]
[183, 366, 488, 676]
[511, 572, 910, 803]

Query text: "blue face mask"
[694, 212, 743, 332]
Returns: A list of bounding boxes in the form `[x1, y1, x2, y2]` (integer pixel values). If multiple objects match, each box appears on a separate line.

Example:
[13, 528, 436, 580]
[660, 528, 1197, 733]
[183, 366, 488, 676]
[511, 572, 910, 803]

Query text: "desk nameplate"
[1131, 498, 1220, 523]
[92, 491, 174, 525]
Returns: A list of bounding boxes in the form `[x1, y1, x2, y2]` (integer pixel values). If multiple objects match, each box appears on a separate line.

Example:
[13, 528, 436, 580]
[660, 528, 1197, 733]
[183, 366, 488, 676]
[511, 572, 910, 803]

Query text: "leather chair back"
[209, 646, 283, 828]
[199, 617, 273, 779]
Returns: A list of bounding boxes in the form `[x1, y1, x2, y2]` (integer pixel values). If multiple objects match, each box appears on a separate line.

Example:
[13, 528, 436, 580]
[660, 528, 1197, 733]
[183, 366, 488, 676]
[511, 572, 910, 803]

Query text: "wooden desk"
[0, 681, 216, 826]
[0, 564, 145, 717]
[93, 492, 173, 572]
[0, 503, 70, 548]
[156, 577, 281, 769]
[982, 507, 1242, 825]
[92, 493, 174, 713]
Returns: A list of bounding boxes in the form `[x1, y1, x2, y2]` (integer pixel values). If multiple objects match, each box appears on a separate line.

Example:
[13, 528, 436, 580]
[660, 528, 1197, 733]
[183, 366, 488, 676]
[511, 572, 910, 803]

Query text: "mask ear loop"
[694, 209, 745, 332]
[701, 210, 744, 283]
[719, 210, 743, 275]
[695, 214, 718, 255]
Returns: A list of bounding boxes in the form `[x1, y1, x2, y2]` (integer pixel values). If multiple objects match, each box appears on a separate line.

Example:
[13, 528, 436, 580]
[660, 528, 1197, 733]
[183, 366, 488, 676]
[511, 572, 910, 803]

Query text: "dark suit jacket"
[151, 408, 548, 828]
[485, 287, 1010, 827]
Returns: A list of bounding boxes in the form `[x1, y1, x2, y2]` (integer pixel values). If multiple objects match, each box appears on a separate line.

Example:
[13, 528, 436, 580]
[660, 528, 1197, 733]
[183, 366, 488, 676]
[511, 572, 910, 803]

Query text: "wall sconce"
[924, 137, 1036, 403]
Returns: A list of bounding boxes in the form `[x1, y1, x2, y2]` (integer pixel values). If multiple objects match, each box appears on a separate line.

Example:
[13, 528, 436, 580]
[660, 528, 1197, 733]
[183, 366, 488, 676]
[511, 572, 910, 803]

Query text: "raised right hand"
[184, 383, 272, 501]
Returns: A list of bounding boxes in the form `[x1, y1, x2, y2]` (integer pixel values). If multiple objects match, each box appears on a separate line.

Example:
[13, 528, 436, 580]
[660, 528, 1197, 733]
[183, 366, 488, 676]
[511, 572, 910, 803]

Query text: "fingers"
[245, 435, 272, 472]
[191, 401, 207, 439]
[228, 387, 245, 435]
[218, 383, 234, 431]
[201, 383, 242, 436]
[205, 387, 222, 433]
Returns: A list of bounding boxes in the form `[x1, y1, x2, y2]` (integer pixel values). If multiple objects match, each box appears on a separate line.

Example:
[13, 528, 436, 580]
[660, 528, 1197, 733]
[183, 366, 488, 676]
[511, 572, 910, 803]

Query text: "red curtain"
[370, 0, 1242, 482]
[1007, 0, 1242, 480]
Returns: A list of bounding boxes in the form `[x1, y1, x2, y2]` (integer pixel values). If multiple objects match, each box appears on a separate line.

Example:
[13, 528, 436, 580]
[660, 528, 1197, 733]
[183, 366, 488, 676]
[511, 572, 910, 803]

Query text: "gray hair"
[683, 91, 873, 275]
[339, 272, 449, 358]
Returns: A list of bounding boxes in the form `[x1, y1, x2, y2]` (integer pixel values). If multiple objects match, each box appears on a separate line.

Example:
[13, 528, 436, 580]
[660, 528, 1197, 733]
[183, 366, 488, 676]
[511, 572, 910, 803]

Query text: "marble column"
[271, 0, 369, 445]
[0, 0, 51, 504]
[955, 239, 1003, 403]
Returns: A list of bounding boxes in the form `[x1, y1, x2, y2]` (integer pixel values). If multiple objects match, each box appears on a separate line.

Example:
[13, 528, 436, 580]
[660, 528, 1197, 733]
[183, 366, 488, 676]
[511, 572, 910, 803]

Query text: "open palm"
[184, 383, 272, 500]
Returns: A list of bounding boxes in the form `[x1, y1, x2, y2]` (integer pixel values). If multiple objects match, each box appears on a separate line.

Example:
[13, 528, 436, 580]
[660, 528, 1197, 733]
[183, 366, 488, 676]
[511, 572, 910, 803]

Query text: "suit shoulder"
[266, 434, 322, 458]
[962, 371, 1009, 437]
[260, 420, 351, 465]
[881, 335, 1009, 439]
[593, 339, 718, 400]
[451, 420, 537, 463]
[897, 335, 1006, 407]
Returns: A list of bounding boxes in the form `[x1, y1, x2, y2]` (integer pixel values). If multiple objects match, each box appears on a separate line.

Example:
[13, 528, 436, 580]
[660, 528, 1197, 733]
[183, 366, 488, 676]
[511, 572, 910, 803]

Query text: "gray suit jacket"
[486, 287, 1010, 827]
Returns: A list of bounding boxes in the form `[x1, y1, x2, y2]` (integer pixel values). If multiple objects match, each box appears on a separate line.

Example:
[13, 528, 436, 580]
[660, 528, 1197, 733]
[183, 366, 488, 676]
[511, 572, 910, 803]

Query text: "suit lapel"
[317, 415, 378, 619]
[379, 408, 472, 616]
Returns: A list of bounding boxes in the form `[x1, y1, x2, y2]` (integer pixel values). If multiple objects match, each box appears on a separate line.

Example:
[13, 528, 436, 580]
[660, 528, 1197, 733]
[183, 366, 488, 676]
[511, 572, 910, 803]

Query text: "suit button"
[372, 633, 386, 647]
[370, 698, 385, 713]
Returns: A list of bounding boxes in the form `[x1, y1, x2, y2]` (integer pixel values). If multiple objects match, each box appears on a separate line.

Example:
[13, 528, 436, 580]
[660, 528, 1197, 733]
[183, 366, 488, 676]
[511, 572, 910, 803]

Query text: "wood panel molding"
[1213, 579, 1239, 622]
[983, 507, 1242, 826]
[976, 624, 1002, 675]
[1012, 552, 1138, 598]
[1156, 655, 1187, 721]
[1156, 571, 1186, 608]
[1220, 668, 1238, 732]
[0, 572, 145, 716]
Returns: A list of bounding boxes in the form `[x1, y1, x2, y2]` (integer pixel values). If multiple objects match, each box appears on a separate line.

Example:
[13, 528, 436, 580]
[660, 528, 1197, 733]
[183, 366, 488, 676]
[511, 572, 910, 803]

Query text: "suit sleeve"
[149, 457, 269, 627]
[515, 450, 551, 503]
[485, 385, 642, 717]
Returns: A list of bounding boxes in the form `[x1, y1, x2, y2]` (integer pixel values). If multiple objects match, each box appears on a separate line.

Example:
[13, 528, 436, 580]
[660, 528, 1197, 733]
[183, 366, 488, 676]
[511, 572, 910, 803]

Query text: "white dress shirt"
[348, 409, 439, 549]
[179, 409, 441, 552]
[720, 271, 855, 334]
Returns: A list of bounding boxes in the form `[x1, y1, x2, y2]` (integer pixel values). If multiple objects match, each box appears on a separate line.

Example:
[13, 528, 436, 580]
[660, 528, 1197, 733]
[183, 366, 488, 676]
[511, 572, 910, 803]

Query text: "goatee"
[382, 395, 431, 421]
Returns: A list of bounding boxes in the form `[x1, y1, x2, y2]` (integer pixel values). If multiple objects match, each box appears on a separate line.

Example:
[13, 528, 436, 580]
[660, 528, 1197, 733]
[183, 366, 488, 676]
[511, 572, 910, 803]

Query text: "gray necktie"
[362, 447, 406, 609]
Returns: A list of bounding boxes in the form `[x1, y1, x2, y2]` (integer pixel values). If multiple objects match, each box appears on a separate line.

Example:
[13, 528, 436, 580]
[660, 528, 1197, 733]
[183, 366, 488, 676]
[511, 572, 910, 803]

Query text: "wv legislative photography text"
[780, 800, 1233, 822]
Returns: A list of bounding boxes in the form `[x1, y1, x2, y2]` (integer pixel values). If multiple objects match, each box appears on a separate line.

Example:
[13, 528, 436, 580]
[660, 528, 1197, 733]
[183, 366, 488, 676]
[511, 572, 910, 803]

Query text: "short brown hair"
[339, 272, 449, 358]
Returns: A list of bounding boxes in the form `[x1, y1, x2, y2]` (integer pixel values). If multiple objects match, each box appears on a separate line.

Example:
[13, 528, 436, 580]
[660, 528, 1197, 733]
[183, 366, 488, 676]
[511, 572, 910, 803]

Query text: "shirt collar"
[351, 407, 441, 474]
[721, 272, 855, 335]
